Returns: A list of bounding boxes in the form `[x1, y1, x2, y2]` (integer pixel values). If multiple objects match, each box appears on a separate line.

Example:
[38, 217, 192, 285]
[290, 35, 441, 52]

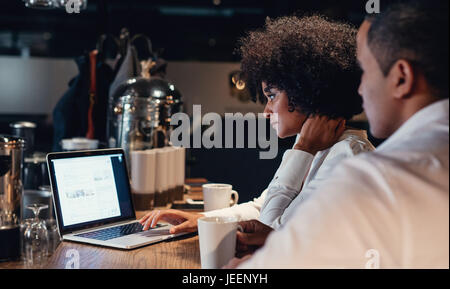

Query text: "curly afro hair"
[238, 15, 363, 120]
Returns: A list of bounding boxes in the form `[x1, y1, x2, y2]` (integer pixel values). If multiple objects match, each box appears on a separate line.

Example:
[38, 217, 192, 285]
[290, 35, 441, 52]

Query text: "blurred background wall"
[0, 0, 390, 202]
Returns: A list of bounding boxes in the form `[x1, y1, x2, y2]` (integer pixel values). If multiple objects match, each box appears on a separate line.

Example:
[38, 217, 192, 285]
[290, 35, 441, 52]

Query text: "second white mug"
[202, 183, 239, 212]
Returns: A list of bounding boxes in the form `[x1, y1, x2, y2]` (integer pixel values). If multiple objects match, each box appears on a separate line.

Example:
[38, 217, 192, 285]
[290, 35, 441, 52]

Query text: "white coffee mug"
[202, 183, 239, 212]
[197, 216, 241, 269]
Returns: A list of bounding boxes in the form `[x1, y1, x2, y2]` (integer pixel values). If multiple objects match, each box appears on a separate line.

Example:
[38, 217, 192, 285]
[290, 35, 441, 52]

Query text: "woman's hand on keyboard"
[138, 209, 203, 234]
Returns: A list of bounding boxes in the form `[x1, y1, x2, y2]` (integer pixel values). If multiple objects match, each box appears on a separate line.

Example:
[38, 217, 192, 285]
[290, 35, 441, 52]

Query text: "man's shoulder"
[325, 130, 375, 160]
[323, 151, 396, 198]
[334, 150, 391, 176]
[324, 147, 447, 204]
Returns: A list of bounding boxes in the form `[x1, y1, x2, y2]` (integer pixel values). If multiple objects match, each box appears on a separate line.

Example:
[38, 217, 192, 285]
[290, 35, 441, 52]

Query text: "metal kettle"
[108, 76, 182, 165]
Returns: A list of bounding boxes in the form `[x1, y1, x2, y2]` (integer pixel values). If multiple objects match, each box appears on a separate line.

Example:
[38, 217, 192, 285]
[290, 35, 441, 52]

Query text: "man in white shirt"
[230, 0, 449, 268]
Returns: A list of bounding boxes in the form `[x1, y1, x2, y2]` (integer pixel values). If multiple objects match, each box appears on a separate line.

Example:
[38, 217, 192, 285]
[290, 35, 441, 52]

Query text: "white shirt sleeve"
[258, 149, 314, 228]
[201, 189, 267, 221]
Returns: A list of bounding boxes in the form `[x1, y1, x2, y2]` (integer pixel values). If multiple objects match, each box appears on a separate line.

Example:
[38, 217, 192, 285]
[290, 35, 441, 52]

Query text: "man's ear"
[388, 59, 415, 99]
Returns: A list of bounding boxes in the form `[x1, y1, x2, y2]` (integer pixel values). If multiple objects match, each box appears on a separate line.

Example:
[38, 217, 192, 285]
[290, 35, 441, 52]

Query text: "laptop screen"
[48, 150, 135, 234]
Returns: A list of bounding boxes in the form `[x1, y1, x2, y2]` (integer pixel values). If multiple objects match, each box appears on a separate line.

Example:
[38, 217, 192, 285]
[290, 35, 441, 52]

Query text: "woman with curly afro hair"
[138, 15, 375, 243]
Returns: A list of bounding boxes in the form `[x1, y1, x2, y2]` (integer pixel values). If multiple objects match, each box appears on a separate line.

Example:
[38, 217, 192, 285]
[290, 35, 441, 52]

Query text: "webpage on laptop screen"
[52, 154, 123, 227]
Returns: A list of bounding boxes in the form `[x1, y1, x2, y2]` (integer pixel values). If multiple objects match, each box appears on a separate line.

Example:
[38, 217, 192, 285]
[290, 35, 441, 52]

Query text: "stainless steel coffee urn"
[108, 76, 182, 164]
[0, 135, 25, 261]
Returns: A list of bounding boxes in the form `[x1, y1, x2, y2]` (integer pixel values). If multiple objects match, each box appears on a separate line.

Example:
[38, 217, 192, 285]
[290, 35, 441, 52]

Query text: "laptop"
[47, 148, 186, 249]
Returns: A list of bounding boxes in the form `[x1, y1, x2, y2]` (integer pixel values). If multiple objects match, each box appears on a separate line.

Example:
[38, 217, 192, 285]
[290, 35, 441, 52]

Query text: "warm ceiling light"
[236, 80, 246, 90]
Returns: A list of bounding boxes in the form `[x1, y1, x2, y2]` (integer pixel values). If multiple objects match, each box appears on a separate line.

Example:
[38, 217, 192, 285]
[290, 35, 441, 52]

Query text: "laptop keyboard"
[75, 222, 166, 241]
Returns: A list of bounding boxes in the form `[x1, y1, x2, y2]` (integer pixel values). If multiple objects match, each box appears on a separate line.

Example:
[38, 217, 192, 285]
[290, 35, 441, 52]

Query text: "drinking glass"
[23, 204, 49, 268]
[19, 218, 34, 261]
[45, 219, 60, 255]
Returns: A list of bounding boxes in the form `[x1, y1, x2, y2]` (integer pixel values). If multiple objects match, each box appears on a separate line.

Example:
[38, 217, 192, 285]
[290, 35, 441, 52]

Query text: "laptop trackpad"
[137, 228, 171, 237]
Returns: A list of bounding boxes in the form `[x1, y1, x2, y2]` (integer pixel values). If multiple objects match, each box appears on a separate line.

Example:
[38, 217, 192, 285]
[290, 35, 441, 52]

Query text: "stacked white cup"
[130, 150, 156, 210]
[173, 146, 186, 201]
[154, 148, 169, 207]
[130, 146, 186, 209]
[163, 146, 177, 203]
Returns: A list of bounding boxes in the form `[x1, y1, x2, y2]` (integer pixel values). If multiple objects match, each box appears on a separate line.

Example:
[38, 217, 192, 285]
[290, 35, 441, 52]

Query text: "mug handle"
[230, 190, 239, 206]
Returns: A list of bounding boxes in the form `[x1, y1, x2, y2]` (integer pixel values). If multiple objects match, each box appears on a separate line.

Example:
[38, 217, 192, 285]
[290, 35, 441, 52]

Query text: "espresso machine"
[108, 76, 182, 166]
[0, 135, 25, 261]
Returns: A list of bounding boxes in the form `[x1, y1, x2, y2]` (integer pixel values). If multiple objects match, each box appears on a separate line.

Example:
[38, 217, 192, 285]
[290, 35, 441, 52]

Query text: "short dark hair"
[238, 15, 363, 120]
[367, 0, 449, 99]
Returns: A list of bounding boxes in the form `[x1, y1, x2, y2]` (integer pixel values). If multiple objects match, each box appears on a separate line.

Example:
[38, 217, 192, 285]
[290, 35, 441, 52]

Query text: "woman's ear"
[388, 59, 415, 100]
